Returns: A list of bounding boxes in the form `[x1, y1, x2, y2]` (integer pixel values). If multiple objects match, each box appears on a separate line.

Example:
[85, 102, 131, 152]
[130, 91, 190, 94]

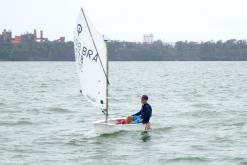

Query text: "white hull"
[93, 118, 149, 134]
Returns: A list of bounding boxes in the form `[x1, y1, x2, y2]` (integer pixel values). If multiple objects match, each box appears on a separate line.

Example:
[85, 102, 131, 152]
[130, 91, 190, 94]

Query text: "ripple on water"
[0, 102, 6, 106]
[153, 126, 173, 133]
[67, 138, 87, 146]
[0, 120, 33, 126]
[240, 161, 247, 165]
[191, 103, 214, 109]
[166, 156, 209, 163]
[25, 108, 41, 115]
[47, 107, 72, 114]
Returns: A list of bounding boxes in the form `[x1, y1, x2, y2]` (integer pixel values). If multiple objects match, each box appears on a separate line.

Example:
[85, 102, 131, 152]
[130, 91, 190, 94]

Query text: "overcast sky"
[1, 0, 247, 42]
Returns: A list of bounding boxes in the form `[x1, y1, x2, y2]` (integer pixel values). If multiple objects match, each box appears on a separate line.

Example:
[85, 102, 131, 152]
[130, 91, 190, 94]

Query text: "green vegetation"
[0, 42, 73, 61]
[0, 39, 247, 61]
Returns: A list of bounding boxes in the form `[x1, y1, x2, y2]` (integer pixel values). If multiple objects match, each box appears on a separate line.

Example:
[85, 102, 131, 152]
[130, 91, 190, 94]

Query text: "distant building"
[54, 36, 65, 43]
[0, 35, 3, 43]
[143, 34, 153, 44]
[21, 33, 36, 43]
[36, 30, 48, 42]
[0, 29, 12, 43]
[40, 30, 43, 39]
[33, 29, 37, 39]
[59, 37, 65, 43]
[12, 36, 21, 45]
[0, 29, 64, 44]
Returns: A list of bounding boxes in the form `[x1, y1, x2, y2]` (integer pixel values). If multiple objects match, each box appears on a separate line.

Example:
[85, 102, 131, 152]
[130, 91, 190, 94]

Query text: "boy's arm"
[132, 110, 141, 116]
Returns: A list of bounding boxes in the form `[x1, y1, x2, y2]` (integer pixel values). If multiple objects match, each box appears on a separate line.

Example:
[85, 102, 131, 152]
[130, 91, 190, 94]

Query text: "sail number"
[81, 46, 99, 63]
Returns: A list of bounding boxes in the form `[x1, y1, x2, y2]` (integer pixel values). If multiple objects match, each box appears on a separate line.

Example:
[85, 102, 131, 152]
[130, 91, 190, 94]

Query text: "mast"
[105, 43, 109, 122]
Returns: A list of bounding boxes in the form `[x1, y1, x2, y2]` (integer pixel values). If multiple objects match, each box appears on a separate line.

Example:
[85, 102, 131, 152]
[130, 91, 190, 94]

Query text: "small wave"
[210, 136, 235, 143]
[191, 103, 213, 108]
[0, 120, 33, 126]
[99, 130, 124, 137]
[48, 107, 71, 113]
[17, 120, 33, 125]
[26, 108, 41, 114]
[66, 134, 99, 146]
[67, 138, 85, 146]
[36, 90, 47, 93]
[188, 109, 221, 118]
[231, 122, 245, 127]
[233, 157, 245, 162]
[153, 126, 173, 132]
[65, 131, 99, 146]
[40, 83, 48, 87]
[0, 102, 6, 106]
[167, 156, 208, 163]
[240, 161, 247, 165]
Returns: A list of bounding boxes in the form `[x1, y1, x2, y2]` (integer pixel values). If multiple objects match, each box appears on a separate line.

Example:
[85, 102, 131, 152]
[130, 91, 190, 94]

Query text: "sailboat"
[74, 7, 149, 134]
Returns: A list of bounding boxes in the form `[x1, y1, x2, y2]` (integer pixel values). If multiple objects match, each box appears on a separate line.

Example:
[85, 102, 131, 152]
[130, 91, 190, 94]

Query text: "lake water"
[0, 62, 247, 165]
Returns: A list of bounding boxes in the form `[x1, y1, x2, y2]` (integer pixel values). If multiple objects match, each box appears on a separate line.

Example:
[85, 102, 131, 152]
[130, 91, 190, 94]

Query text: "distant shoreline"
[1, 40, 247, 61]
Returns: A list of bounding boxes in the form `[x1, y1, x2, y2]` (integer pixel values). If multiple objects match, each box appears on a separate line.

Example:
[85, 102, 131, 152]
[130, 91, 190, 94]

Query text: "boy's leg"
[126, 116, 133, 124]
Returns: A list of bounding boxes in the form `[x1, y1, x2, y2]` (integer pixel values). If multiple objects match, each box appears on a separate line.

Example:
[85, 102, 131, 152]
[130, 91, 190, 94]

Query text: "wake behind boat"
[73, 6, 151, 134]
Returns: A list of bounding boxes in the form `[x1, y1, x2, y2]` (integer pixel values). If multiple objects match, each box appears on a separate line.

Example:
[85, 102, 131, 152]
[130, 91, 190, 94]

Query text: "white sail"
[74, 7, 108, 110]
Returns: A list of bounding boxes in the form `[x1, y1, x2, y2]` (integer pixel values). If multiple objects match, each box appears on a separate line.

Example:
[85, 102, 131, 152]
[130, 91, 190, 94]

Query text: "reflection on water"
[141, 132, 151, 142]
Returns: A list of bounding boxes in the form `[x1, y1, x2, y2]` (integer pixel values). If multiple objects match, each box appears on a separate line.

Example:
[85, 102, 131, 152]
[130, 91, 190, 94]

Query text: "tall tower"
[40, 30, 43, 39]
[33, 29, 37, 39]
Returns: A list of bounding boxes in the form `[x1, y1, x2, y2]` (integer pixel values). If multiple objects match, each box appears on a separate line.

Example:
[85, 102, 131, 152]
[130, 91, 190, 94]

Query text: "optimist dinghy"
[74, 6, 150, 134]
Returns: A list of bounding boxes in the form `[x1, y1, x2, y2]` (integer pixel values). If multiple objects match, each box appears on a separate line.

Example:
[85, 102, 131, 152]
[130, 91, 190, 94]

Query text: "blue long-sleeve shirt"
[132, 103, 152, 124]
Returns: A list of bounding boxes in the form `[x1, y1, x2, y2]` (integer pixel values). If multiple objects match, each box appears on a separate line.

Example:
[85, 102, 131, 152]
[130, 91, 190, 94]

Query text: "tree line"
[0, 39, 247, 61]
